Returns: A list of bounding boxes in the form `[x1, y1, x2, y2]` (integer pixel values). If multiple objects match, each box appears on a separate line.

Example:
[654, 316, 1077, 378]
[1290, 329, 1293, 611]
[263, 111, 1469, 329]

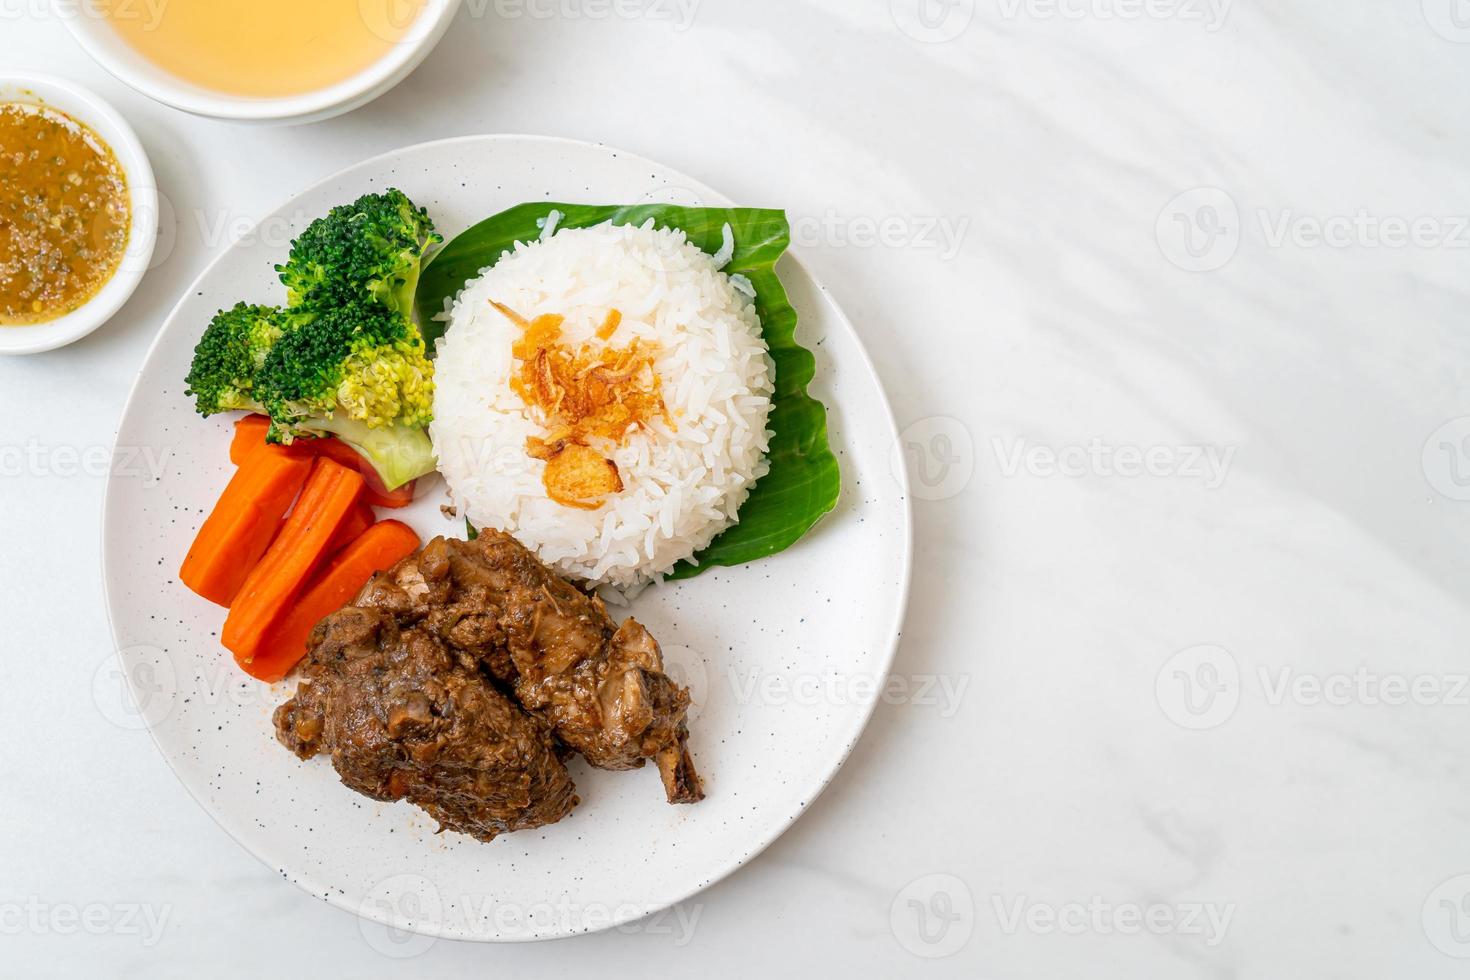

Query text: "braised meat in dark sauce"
[274, 530, 703, 843]
[274, 606, 578, 842]
[356, 532, 704, 804]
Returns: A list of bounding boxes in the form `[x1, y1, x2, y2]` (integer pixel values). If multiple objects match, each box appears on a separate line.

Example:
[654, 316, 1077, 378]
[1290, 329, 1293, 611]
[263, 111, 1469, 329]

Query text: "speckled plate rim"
[100, 134, 913, 942]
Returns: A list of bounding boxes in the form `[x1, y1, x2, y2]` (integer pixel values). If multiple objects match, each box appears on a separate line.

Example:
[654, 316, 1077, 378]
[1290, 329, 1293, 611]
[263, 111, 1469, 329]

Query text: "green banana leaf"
[416, 203, 840, 580]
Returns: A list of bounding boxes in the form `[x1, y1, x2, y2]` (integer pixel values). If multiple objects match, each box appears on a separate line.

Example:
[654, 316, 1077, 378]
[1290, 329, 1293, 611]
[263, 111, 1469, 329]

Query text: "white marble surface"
[3, 1, 1468, 976]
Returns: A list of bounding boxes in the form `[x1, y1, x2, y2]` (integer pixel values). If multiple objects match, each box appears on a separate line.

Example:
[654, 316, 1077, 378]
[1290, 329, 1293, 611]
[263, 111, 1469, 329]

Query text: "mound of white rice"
[431, 219, 775, 595]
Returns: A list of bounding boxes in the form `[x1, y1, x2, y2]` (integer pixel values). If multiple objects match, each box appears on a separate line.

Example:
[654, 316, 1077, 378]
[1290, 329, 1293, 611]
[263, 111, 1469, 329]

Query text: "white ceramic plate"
[0, 73, 156, 355]
[101, 136, 911, 943]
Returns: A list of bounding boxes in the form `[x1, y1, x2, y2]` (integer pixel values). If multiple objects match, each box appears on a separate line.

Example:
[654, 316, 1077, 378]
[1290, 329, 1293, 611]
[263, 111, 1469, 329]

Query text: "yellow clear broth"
[103, 0, 428, 99]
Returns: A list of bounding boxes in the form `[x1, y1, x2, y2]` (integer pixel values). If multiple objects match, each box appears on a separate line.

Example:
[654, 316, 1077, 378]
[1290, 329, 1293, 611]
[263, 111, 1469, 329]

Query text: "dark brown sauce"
[0, 101, 131, 326]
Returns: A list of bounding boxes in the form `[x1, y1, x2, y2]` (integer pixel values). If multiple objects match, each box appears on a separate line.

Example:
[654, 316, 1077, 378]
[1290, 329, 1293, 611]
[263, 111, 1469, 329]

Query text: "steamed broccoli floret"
[256, 301, 436, 490]
[183, 303, 292, 416]
[275, 189, 441, 316]
[186, 189, 441, 489]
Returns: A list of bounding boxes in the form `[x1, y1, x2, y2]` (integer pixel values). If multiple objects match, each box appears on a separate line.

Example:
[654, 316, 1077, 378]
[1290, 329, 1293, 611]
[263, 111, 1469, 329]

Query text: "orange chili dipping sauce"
[0, 102, 130, 326]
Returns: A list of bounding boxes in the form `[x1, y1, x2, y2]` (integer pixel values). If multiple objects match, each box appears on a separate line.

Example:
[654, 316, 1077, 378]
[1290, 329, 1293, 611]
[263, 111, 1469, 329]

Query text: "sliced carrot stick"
[300, 436, 417, 508]
[238, 520, 422, 682]
[362, 476, 417, 510]
[229, 415, 416, 509]
[294, 433, 364, 471]
[325, 503, 375, 559]
[229, 415, 273, 466]
[222, 458, 365, 663]
[180, 446, 314, 607]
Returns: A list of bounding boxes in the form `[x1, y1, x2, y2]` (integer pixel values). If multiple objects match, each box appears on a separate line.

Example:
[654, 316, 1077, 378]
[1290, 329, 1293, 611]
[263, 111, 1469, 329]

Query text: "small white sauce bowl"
[0, 73, 158, 356]
[54, 0, 464, 126]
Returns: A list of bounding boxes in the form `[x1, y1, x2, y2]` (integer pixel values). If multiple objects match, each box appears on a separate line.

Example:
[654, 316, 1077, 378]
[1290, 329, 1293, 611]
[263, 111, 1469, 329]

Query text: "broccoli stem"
[301, 415, 436, 491]
[379, 263, 424, 319]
